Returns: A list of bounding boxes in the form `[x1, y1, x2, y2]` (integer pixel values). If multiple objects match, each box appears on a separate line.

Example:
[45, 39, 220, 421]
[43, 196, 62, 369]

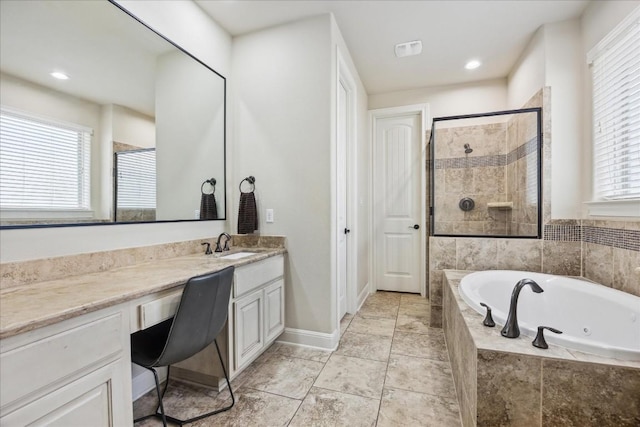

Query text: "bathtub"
[459, 270, 640, 362]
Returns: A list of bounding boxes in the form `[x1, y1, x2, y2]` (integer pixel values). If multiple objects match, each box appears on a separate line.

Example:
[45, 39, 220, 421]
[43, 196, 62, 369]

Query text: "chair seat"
[131, 318, 172, 368]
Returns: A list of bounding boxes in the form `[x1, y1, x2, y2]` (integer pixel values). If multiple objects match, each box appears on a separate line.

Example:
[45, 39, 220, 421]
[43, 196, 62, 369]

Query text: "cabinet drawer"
[139, 289, 182, 330]
[0, 313, 123, 411]
[234, 255, 284, 297]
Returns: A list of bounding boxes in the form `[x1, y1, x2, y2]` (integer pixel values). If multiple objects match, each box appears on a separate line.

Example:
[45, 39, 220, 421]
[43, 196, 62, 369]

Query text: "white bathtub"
[459, 270, 640, 362]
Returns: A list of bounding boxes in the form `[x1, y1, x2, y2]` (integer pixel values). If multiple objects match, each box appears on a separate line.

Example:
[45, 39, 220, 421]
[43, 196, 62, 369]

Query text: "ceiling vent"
[394, 40, 422, 58]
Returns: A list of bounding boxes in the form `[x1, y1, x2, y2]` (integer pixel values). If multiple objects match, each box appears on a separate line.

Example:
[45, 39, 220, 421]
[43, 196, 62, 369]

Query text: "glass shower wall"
[430, 109, 541, 238]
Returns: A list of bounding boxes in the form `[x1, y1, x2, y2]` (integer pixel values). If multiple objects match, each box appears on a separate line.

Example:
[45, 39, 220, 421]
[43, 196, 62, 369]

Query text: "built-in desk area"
[0, 247, 286, 425]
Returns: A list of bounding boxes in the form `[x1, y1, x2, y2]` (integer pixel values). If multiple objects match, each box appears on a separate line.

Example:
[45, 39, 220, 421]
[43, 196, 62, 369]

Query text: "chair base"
[134, 340, 234, 426]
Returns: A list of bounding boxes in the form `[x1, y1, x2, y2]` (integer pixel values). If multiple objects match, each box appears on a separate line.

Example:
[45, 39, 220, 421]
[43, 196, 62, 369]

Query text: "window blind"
[0, 107, 91, 210]
[115, 149, 156, 209]
[589, 9, 640, 201]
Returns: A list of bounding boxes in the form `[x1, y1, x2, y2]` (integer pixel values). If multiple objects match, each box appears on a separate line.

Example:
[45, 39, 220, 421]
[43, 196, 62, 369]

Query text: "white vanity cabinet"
[0, 305, 133, 426]
[232, 255, 284, 371]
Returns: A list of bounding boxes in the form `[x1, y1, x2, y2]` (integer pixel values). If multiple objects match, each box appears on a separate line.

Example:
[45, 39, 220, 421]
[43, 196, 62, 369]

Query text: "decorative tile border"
[544, 224, 639, 251]
[435, 137, 538, 170]
[543, 224, 582, 242]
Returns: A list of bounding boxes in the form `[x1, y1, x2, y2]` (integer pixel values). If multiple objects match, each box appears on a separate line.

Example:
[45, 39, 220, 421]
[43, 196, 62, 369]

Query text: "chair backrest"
[153, 265, 234, 367]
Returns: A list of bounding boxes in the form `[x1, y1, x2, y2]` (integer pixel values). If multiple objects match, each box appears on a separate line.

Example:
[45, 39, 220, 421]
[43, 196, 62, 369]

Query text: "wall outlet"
[266, 209, 274, 223]
[194, 209, 200, 219]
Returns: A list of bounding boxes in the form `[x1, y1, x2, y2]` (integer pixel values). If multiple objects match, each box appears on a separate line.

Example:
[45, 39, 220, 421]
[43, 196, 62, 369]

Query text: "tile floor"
[134, 291, 462, 426]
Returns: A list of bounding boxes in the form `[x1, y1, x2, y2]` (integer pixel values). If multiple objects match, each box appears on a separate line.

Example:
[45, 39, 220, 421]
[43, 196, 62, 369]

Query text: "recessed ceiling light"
[50, 71, 69, 80]
[465, 60, 481, 70]
[395, 40, 422, 58]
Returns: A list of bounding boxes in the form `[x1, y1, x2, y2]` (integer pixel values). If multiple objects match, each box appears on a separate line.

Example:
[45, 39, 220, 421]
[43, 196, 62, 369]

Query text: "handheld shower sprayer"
[464, 144, 473, 154]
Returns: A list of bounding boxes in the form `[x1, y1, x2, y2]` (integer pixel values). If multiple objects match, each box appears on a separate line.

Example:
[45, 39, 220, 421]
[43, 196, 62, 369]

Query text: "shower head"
[464, 143, 473, 154]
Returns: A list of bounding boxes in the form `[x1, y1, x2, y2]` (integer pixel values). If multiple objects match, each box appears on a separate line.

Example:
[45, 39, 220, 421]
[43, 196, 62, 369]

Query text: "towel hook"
[239, 176, 255, 193]
[201, 178, 216, 195]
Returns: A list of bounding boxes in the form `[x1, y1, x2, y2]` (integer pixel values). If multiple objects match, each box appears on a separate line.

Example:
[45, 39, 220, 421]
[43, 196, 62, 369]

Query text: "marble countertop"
[0, 248, 286, 340]
[443, 270, 640, 369]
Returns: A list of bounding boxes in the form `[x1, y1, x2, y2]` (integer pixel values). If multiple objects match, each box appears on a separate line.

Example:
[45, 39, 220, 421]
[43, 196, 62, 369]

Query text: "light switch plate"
[266, 209, 274, 223]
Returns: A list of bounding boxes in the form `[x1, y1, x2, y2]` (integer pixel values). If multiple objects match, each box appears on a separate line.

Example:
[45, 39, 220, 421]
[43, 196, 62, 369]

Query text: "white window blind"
[0, 107, 91, 211]
[115, 149, 156, 209]
[588, 8, 640, 201]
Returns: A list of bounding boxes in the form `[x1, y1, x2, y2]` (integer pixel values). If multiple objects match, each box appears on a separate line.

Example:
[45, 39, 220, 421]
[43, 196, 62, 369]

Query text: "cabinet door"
[234, 289, 263, 369]
[0, 359, 130, 426]
[264, 279, 285, 343]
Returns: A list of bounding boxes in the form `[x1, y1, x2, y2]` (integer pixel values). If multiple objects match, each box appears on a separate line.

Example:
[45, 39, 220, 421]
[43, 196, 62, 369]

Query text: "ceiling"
[196, 0, 590, 95]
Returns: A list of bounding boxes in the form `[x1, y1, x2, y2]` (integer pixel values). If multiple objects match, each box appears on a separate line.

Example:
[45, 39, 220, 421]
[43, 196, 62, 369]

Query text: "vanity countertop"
[0, 248, 286, 340]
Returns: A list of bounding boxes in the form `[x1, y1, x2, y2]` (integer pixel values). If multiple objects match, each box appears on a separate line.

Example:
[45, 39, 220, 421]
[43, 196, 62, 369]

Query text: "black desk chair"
[131, 266, 235, 426]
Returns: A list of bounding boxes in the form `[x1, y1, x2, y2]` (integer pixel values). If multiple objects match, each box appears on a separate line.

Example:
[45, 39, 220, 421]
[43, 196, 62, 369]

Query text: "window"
[114, 149, 156, 210]
[0, 107, 92, 215]
[587, 8, 640, 216]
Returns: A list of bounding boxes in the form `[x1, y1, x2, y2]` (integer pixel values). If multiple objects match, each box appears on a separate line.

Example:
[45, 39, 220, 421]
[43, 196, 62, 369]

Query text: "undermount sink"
[220, 251, 256, 260]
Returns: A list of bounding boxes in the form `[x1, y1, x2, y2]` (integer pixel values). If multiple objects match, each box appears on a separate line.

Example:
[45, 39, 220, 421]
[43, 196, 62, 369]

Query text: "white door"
[337, 80, 348, 318]
[373, 113, 422, 293]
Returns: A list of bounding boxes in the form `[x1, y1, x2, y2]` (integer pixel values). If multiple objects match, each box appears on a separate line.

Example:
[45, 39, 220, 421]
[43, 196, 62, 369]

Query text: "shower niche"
[429, 108, 542, 238]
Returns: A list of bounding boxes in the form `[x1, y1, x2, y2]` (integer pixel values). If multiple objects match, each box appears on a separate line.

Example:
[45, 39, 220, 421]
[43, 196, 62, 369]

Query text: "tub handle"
[479, 302, 496, 327]
[532, 326, 563, 349]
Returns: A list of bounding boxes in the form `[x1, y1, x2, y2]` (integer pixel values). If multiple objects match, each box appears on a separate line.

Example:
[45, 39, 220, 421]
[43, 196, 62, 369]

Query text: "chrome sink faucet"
[501, 279, 544, 338]
[215, 232, 232, 252]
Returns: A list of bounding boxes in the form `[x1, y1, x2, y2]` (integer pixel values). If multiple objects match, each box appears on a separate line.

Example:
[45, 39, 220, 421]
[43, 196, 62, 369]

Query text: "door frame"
[334, 48, 358, 332]
[369, 104, 429, 297]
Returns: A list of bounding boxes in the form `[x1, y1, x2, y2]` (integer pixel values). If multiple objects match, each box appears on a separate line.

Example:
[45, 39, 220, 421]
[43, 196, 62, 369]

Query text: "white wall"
[368, 78, 508, 117]
[232, 15, 334, 334]
[111, 105, 155, 149]
[1, 0, 231, 262]
[544, 19, 583, 219]
[580, 1, 640, 213]
[507, 27, 545, 110]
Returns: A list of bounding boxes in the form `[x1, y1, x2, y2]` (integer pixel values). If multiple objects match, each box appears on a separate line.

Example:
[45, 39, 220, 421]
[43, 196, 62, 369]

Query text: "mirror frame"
[429, 107, 543, 239]
[0, 0, 227, 230]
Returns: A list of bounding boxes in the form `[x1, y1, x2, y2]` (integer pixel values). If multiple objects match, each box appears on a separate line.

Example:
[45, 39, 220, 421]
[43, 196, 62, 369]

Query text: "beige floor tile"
[391, 330, 449, 362]
[358, 301, 399, 319]
[341, 313, 354, 336]
[274, 343, 332, 363]
[191, 388, 301, 427]
[395, 313, 431, 334]
[367, 291, 402, 304]
[314, 354, 387, 399]
[242, 353, 325, 399]
[133, 380, 237, 425]
[385, 355, 456, 398]
[289, 387, 379, 427]
[377, 388, 461, 427]
[400, 293, 429, 305]
[398, 302, 431, 317]
[335, 331, 392, 362]
[347, 314, 396, 337]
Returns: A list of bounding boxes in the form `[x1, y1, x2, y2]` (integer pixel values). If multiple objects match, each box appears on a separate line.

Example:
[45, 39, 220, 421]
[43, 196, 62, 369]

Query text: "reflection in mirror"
[0, 0, 226, 227]
[430, 108, 542, 238]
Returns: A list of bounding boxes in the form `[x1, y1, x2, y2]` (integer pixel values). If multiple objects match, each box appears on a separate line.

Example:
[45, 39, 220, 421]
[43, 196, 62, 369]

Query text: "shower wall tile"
[429, 270, 444, 305]
[456, 238, 498, 271]
[429, 237, 457, 270]
[613, 247, 640, 297]
[583, 242, 614, 288]
[542, 241, 582, 276]
[496, 239, 542, 272]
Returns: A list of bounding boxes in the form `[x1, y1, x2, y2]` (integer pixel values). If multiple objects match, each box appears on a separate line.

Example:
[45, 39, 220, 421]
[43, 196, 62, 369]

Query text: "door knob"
[344, 228, 351, 234]
[409, 224, 420, 230]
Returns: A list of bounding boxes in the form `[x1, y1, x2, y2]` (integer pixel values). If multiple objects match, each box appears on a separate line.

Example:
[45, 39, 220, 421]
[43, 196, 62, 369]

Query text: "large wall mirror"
[0, 0, 226, 228]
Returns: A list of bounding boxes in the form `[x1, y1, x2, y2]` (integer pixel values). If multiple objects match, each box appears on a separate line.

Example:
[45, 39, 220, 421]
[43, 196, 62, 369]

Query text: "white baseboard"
[131, 366, 167, 401]
[277, 327, 340, 351]
[357, 283, 370, 311]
